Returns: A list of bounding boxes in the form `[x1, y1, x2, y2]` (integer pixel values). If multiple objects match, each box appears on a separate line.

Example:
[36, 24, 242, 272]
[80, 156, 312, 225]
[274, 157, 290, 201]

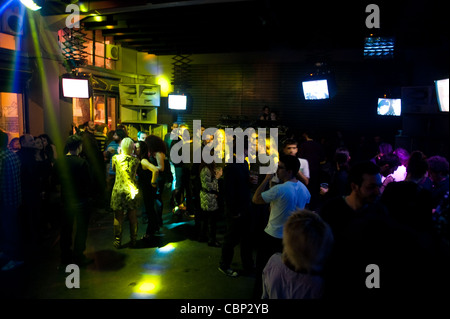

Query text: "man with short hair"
[319, 161, 396, 299]
[164, 122, 179, 156]
[252, 154, 311, 297]
[54, 134, 93, 266]
[272, 138, 310, 186]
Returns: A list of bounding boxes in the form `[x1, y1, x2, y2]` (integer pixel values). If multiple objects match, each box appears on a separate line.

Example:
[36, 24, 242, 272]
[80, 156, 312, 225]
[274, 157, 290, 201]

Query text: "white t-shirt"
[261, 180, 311, 238]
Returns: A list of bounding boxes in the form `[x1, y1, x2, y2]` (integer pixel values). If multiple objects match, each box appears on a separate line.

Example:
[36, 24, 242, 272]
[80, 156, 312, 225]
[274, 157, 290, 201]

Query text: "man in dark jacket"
[54, 134, 93, 266]
[218, 136, 254, 277]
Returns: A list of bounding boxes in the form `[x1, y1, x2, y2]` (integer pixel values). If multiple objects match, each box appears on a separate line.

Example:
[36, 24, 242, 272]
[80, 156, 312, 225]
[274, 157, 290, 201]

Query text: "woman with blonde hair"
[262, 209, 334, 299]
[111, 137, 140, 248]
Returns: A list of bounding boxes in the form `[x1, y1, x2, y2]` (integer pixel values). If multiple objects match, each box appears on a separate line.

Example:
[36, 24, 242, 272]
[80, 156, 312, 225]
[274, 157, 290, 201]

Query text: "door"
[92, 92, 118, 131]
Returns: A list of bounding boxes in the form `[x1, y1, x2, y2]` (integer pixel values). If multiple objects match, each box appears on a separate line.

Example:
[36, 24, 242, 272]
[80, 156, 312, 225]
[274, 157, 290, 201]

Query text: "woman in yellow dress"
[111, 137, 140, 248]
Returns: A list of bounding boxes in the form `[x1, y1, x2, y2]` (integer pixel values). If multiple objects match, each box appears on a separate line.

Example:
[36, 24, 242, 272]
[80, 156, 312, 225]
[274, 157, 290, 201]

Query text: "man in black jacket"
[54, 134, 93, 267]
[218, 136, 254, 277]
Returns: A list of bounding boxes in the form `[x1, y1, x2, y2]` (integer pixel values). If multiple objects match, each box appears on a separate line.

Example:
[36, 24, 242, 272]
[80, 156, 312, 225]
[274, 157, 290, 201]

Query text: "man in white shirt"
[271, 138, 310, 186]
[252, 154, 311, 297]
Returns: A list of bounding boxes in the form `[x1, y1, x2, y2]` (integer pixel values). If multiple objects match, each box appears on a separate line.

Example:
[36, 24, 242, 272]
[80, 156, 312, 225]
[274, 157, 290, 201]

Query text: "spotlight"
[19, 0, 41, 11]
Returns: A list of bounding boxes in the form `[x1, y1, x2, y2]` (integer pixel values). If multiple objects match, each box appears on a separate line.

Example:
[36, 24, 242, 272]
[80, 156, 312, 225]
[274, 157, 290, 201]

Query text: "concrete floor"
[0, 193, 257, 299]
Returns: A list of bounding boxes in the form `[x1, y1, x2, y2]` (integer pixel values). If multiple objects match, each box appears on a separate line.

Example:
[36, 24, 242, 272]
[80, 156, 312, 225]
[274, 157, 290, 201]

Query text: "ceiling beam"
[80, 0, 256, 15]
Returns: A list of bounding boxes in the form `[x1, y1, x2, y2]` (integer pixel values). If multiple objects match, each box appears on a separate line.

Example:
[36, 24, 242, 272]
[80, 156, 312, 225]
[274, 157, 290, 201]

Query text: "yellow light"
[137, 282, 156, 293]
[156, 75, 171, 97]
[134, 275, 161, 295]
[157, 243, 176, 253]
[79, 4, 89, 12]
[94, 16, 105, 22]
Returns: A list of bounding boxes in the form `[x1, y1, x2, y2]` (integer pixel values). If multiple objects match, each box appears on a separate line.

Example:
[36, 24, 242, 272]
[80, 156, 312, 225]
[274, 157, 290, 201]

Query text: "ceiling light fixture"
[19, 0, 41, 11]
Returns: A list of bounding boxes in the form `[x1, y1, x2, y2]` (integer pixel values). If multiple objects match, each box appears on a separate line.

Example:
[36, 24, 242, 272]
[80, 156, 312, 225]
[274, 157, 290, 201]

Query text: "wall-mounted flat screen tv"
[377, 98, 401, 116]
[435, 78, 449, 112]
[302, 79, 329, 100]
[62, 78, 90, 98]
[168, 94, 187, 110]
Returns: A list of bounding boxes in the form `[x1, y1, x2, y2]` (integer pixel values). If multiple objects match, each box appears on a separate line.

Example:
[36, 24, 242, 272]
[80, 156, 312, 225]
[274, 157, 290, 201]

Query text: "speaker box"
[1, 6, 24, 36]
[105, 44, 120, 60]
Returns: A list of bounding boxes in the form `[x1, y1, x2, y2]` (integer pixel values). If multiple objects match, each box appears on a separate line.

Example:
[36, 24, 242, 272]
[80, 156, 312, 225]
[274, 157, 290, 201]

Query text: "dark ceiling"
[38, 0, 448, 56]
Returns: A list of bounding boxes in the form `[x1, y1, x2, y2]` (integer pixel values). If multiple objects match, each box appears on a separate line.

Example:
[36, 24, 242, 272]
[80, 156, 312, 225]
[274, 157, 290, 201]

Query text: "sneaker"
[218, 267, 238, 277]
[113, 237, 121, 249]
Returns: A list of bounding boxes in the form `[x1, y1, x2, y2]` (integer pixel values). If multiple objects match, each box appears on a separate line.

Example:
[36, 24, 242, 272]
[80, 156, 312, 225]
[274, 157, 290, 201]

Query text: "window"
[0, 92, 23, 140]
[84, 30, 115, 70]
[0, 33, 19, 51]
[58, 28, 115, 69]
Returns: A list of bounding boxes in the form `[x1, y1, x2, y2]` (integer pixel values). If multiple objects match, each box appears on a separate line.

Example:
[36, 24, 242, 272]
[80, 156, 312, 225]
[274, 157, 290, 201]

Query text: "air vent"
[105, 44, 119, 60]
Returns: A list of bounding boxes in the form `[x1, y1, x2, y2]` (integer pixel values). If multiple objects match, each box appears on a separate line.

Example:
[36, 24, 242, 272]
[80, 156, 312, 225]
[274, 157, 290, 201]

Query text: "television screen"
[168, 94, 187, 110]
[377, 98, 401, 116]
[435, 78, 449, 112]
[364, 37, 395, 59]
[62, 78, 90, 98]
[302, 79, 329, 100]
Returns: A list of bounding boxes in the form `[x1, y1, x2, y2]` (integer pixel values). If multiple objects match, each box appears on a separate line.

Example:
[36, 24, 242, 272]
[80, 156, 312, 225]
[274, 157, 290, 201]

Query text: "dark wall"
[157, 48, 448, 156]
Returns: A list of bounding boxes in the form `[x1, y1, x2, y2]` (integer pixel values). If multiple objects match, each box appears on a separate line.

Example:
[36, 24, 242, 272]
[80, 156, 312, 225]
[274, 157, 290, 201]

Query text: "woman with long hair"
[199, 157, 222, 247]
[111, 137, 140, 248]
[135, 140, 160, 240]
[39, 133, 58, 164]
[145, 134, 167, 229]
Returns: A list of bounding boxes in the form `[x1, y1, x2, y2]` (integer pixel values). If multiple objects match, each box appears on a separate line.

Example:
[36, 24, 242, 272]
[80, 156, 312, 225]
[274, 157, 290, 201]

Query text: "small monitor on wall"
[62, 78, 90, 98]
[435, 78, 449, 112]
[302, 79, 329, 100]
[377, 98, 401, 116]
[364, 37, 395, 59]
[168, 94, 187, 110]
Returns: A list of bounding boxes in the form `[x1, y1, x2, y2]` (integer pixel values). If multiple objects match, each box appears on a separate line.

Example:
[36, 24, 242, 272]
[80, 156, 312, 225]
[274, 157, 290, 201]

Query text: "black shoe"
[208, 241, 221, 248]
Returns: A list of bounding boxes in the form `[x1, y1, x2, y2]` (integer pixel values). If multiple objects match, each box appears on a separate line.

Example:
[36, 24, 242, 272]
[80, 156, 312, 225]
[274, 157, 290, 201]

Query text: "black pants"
[142, 186, 159, 235]
[172, 166, 192, 210]
[253, 231, 283, 298]
[199, 209, 218, 243]
[60, 201, 91, 264]
[219, 211, 254, 271]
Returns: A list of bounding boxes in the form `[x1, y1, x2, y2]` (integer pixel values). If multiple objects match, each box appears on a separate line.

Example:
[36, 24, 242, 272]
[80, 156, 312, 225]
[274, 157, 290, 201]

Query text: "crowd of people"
[1, 118, 449, 299]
